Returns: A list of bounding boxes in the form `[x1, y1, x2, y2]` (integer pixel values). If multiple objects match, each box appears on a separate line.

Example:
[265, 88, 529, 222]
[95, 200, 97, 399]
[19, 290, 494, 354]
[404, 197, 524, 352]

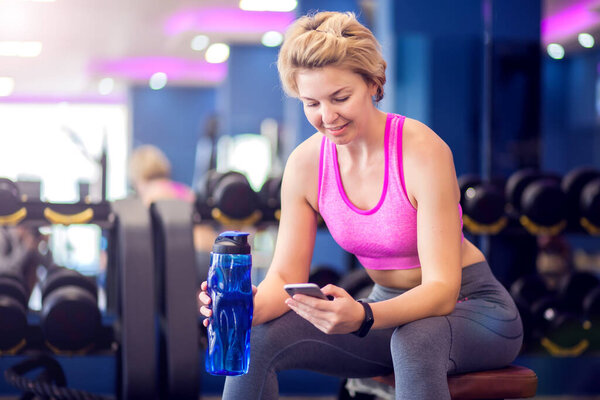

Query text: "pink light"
[0, 94, 127, 104]
[541, 1, 600, 43]
[165, 7, 295, 36]
[89, 57, 227, 82]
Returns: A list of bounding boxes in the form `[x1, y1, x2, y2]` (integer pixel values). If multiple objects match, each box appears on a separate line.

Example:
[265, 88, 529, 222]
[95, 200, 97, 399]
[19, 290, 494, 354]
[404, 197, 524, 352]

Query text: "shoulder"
[401, 118, 458, 201]
[284, 132, 323, 177]
[281, 132, 323, 207]
[402, 117, 454, 169]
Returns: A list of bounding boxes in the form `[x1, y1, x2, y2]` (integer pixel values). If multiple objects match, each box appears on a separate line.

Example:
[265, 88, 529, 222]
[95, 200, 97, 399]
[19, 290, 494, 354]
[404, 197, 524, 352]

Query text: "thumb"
[321, 284, 348, 299]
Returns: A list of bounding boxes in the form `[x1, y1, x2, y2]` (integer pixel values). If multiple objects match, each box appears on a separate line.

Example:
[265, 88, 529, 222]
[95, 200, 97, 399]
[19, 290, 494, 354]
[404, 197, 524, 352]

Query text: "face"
[295, 66, 377, 144]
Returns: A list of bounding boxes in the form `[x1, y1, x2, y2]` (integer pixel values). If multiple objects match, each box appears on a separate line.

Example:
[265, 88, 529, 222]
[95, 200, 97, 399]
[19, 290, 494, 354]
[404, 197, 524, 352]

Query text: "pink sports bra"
[317, 113, 463, 270]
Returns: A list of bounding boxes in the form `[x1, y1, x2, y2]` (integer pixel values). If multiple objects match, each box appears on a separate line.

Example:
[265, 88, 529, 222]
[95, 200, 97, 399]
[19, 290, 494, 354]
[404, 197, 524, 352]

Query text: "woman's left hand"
[285, 284, 365, 334]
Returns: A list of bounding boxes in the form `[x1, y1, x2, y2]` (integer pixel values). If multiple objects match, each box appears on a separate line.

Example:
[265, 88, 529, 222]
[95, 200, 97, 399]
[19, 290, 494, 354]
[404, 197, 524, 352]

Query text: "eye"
[304, 101, 318, 108]
[334, 96, 349, 103]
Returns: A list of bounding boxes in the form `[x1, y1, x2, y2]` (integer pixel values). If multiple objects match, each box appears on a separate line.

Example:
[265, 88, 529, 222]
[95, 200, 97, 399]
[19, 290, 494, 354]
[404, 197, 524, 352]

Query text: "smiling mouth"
[325, 122, 349, 132]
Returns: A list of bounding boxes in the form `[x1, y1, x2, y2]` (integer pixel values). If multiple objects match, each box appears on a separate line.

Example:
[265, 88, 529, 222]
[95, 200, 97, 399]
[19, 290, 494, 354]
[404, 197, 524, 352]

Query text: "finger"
[201, 281, 208, 291]
[203, 318, 209, 328]
[321, 284, 347, 298]
[292, 294, 334, 311]
[200, 306, 213, 318]
[199, 291, 211, 305]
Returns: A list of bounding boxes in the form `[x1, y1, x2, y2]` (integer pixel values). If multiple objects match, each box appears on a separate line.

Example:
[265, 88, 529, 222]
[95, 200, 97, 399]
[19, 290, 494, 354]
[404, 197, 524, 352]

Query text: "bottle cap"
[212, 231, 251, 254]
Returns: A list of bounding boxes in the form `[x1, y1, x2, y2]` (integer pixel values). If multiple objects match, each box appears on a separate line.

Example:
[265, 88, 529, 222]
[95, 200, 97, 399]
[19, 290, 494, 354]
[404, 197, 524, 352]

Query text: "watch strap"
[352, 300, 374, 337]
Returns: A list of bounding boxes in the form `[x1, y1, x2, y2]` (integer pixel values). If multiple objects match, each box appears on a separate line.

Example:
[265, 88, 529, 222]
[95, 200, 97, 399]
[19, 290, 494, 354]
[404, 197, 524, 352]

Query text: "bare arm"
[252, 145, 319, 325]
[199, 142, 319, 326]
[369, 120, 463, 329]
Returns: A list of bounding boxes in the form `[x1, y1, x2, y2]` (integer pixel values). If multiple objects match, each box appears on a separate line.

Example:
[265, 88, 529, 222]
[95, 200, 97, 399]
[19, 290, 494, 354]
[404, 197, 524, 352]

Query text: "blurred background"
[1, 0, 600, 398]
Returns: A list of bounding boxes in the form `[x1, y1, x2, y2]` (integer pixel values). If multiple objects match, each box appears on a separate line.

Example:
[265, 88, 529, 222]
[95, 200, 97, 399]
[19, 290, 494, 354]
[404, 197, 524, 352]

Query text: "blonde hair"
[277, 11, 386, 102]
[129, 144, 172, 184]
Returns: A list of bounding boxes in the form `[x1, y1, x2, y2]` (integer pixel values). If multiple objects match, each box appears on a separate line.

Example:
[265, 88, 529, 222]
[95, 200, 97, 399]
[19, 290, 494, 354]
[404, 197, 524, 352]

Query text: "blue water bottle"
[206, 231, 253, 376]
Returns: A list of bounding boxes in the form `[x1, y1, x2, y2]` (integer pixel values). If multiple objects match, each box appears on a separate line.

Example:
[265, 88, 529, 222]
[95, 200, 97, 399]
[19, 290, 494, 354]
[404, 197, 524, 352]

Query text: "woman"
[200, 11, 523, 399]
[128, 144, 195, 206]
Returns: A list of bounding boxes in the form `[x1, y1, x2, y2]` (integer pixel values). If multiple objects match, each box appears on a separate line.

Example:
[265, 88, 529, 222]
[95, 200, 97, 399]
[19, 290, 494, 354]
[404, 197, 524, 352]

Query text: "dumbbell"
[583, 287, 600, 350]
[195, 170, 262, 227]
[562, 167, 600, 234]
[457, 174, 507, 235]
[529, 272, 600, 357]
[258, 176, 282, 223]
[510, 273, 556, 346]
[0, 178, 25, 225]
[40, 267, 101, 353]
[0, 272, 28, 353]
[505, 169, 567, 235]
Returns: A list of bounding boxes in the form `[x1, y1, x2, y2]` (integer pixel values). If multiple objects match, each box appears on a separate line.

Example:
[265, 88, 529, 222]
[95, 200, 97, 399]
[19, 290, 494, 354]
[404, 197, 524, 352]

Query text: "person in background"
[200, 11, 523, 400]
[128, 144, 195, 206]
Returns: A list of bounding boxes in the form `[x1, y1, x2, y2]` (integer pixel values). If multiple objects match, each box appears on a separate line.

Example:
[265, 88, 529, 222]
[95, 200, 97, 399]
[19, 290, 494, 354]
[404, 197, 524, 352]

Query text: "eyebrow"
[299, 87, 350, 101]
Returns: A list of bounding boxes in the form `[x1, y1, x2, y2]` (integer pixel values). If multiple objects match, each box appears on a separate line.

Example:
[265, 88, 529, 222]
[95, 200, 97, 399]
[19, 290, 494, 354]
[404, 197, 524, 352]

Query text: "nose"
[321, 104, 338, 125]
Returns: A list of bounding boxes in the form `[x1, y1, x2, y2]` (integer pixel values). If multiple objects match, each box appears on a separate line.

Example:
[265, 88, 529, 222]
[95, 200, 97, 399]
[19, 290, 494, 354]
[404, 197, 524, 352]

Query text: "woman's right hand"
[198, 281, 212, 327]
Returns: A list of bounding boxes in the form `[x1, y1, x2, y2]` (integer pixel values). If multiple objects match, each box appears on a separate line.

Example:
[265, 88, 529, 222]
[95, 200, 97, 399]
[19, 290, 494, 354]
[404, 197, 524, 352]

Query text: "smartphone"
[284, 283, 331, 300]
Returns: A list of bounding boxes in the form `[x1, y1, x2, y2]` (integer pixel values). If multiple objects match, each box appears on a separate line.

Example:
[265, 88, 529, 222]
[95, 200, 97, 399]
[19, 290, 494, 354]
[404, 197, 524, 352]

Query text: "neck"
[338, 109, 388, 163]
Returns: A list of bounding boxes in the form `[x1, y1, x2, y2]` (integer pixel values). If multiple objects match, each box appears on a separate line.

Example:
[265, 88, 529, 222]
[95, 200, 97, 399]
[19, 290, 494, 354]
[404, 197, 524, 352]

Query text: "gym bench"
[370, 364, 538, 400]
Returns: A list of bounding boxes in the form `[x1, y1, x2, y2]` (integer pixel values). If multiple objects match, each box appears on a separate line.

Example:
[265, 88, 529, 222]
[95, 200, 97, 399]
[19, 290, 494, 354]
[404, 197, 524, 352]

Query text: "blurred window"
[0, 103, 128, 202]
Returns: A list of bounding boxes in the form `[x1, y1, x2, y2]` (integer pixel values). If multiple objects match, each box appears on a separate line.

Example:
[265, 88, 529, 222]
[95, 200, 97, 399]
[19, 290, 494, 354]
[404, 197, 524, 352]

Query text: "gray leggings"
[222, 261, 523, 400]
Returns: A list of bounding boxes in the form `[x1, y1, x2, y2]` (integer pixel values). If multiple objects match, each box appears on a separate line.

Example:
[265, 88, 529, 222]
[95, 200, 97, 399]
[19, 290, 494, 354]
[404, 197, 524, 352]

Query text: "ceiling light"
[578, 33, 595, 48]
[205, 43, 230, 63]
[0, 77, 15, 97]
[98, 78, 114, 95]
[0, 41, 42, 57]
[261, 31, 283, 47]
[547, 43, 565, 60]
[149, 72, 168, 90]
[239, 0, 297, 12]
[191, 35, 210, 51]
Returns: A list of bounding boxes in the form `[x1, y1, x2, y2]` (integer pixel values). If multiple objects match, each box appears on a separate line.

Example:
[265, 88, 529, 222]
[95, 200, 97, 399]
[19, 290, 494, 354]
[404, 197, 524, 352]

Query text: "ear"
[368, 80, 378, 98]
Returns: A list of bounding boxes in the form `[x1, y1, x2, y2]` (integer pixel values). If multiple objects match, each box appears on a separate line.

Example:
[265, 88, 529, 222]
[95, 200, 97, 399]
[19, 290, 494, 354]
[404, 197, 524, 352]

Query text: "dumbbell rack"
[0, 198, 159, 400]
[459, 170, 600, 396]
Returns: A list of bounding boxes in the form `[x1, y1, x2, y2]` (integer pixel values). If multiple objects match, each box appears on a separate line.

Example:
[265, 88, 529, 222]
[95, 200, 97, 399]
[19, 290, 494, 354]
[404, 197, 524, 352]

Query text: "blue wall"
[130, 86, 217, 186]
[388, 0, 484, 176]
[541, 52, 600, 173]
[216, 45, 283, 137]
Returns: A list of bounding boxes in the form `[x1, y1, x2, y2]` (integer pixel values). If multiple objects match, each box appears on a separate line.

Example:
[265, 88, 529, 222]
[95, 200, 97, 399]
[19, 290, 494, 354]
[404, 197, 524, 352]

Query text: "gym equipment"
[196, 170, 262, 227]
[4, 353, 109, 400]
[309, 264, 341, 288]
[561, 167, 600, 234]
[1, 189, 159, 400]
[0, 272, 28, 353]
[510, 274, 556, 346]
[511, 271, 600, 356]
[557, 271, 600, 317]
[111, 198, 159, 399]
[365, 364, 538, 399]
[258, 175, 282, 223]
[580, 177, 600, 235]
[505, 169, 567, 235]
[339, 268, 375, 300]
[39, 266, 101, 353]
[458, 174, 507, 235]
[151, 199, 199, 399]
[0, 178, 25, 225]
[583, 287, 600, 350]
[15, 179, 41, 201]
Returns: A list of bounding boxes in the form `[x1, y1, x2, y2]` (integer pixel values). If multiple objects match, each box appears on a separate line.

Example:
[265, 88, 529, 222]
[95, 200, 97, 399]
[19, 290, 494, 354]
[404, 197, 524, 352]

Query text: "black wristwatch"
[352, 300, 374, 337]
